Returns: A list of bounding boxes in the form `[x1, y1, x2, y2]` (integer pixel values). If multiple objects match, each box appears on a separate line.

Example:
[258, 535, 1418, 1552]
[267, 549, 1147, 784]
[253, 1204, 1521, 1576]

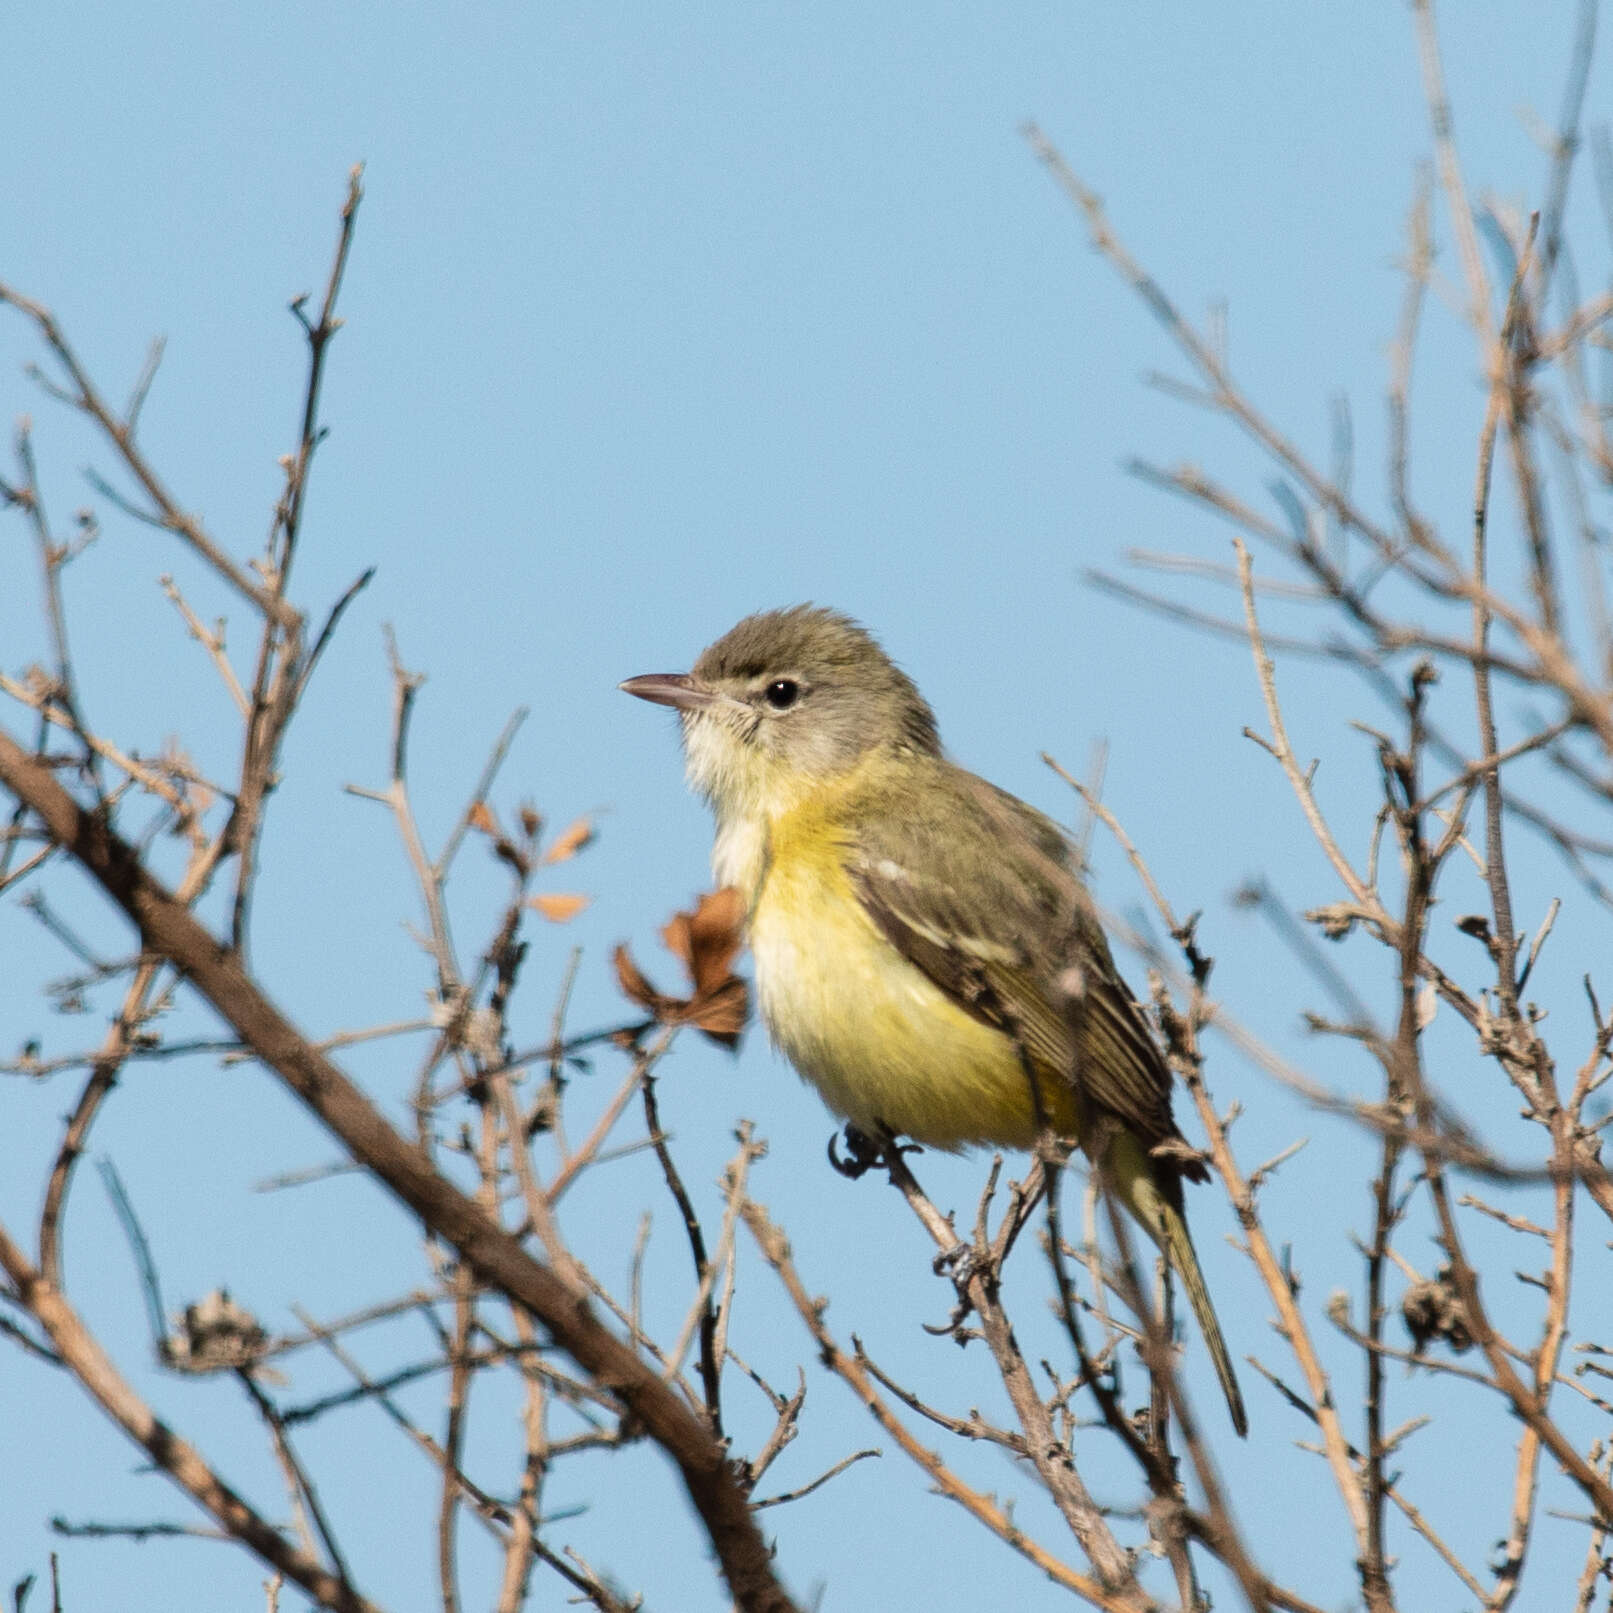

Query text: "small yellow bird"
[622, 605, 1246, 1436]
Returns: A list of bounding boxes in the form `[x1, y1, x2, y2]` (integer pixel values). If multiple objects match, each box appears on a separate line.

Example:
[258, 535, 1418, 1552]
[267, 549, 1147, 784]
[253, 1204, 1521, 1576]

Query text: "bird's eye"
[764, 679, 800, 710]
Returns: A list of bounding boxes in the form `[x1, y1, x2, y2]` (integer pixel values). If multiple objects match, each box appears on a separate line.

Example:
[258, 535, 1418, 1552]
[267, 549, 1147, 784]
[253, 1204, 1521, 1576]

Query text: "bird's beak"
[619, 672, 723, 712]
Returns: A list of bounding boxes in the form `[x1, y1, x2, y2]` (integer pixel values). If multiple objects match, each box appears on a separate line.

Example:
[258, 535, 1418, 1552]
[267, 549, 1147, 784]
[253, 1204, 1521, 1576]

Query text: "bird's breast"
[745, 805, 1072, 1150]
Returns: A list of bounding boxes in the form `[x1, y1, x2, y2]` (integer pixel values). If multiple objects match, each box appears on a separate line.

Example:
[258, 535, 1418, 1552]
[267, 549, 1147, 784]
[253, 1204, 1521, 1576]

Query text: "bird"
[621, 604, 1246, 1436]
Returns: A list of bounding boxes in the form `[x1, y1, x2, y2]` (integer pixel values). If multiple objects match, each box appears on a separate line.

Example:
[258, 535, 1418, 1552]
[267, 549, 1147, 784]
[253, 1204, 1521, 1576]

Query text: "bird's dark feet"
[827, 1122, 922, 1178]
[827, 1123, 887, 1178]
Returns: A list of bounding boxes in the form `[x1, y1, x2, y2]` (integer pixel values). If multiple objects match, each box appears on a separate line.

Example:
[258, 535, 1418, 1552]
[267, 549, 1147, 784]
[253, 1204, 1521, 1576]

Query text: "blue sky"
[2, 4, 1607, 1610]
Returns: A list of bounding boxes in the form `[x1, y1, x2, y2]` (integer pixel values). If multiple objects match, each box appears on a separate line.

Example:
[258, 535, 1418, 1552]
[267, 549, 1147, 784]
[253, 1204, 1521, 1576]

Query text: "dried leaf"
[467, 801, 498, 836]
[613, 943, 667, 1014]
[530, 892, 589, 922]
[694, 885, 745, 973]
[621, 890, 751, 1050]
[688, 975, 749, 1048]
[543, 815, 595, 865]
[1402, 1265, 1473, 1354]
[519, 804, 543, 839]
[663, 886, 745, 991]
[661, 914, 693, 968]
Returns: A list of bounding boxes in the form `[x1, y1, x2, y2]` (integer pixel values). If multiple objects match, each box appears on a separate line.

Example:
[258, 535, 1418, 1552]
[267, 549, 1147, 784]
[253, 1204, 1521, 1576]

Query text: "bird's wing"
[844, 760, 1183, 1153]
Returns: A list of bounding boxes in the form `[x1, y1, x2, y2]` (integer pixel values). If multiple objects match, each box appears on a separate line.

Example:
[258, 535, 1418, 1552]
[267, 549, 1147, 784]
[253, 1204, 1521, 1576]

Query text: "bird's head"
[621, 605, 940, 822]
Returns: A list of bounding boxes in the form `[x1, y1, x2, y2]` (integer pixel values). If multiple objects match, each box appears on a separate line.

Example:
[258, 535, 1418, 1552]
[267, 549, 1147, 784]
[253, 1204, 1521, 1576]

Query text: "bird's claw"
[827, 1123, 889, 1179]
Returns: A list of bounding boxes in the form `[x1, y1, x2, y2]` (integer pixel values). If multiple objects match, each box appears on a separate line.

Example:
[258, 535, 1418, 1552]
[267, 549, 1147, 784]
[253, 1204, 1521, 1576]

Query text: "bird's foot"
[827, 1123, 895, 1179]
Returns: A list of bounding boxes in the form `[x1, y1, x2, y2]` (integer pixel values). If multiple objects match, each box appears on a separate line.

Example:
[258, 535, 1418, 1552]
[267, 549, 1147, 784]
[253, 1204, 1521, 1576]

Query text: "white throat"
[711, 812, 768, 902]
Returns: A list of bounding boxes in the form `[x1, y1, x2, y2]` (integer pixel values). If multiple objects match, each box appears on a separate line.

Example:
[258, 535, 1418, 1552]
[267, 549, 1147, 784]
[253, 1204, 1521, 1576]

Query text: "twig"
[0, 285, 293, 622]
[1469, 214, 1541, 1015]
[160, 575, 250, 716]
[0, 727, 800, 1613]
[739, 1193, 1143, 1610]
[0, 1219, 383, 1613]
[749, 1448, 880, 1509]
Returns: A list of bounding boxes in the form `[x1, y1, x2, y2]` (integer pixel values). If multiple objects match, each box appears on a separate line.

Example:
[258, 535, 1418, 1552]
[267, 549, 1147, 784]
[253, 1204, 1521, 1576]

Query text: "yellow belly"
[747, 830, 1080, 1150]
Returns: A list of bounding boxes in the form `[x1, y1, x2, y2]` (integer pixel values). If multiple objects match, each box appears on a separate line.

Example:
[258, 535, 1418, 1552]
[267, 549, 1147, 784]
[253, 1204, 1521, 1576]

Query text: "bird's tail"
[1155, 1194, 1248, 1438]
[1107, 1136, 1248, 1438]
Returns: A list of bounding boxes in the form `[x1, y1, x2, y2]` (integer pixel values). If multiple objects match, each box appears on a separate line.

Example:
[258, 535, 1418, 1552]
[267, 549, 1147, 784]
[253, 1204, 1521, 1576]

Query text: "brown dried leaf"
[660, 915, 693, 969]
[663, 886, 745, 994]
[542, 815, 595, 865]
[622, 891, 751, 1049]
[693, 885, 745, 982]
[688, 975, 749, 1048]
[529, 892, 589, 922]
[467, 801, 499, 836]
[519, 803, 543, 839]
[613, 943, 668, 1015]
